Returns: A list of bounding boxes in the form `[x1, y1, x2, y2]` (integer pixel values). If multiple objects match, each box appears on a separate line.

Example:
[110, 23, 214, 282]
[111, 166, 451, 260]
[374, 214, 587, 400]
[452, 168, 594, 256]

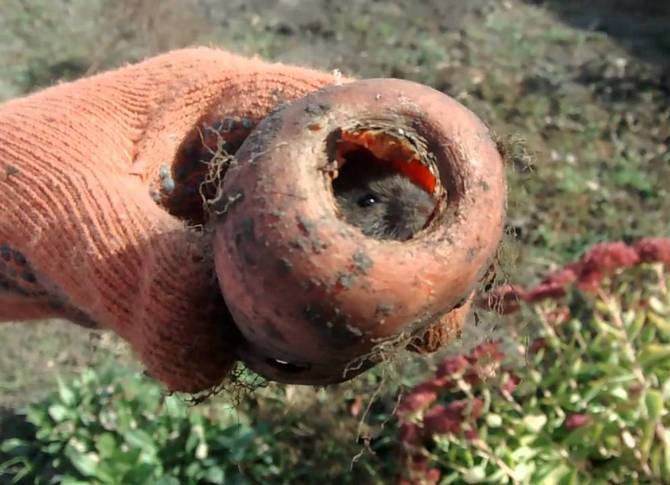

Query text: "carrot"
[213, 79, 506, 384]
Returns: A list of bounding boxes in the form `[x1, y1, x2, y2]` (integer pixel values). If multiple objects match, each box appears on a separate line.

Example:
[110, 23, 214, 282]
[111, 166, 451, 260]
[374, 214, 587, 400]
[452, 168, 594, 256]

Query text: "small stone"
[158, 164, 170, 180]
[161, 177, 175, 194]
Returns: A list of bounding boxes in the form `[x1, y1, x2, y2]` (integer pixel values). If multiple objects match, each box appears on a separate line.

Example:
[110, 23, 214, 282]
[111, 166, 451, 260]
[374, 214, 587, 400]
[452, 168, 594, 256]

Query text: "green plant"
[0, 361, 405, 484]
[397, 263, 670, 484]
[0, 367, 284, 484]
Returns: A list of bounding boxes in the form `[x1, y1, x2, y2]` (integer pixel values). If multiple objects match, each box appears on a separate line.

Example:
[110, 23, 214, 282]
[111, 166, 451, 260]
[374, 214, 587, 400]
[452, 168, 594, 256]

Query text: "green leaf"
[662, 428, 670, 482]
[640, 324, 658, 344]
[538, 464, 573, 485]
[512, 462, 534, 482]
[645, 389, 664, 421]
[511, 446, 537, 462]
[46, 441, 65, 454]
[122, 463, 156, 484]
[462, 464, 487, 483]
[110, 447, 142, 468]
[523, 414, 547, 433]
[652, 445, 663, 478]
[203, 466, 226, 484]
[163, 396, 186, 419]
[64, 445, 99, 478]
[558, 468, 578, 485]
[648, 312, 670, 338]
[123, 429, 157, 456]
[26, 406, 48, 427]
[626, 309, 647, 341]
[154, 476, 181, 485]
[80, 368, 97, 386]
[0, 438, 31, 455]
[57, 377, 77, 407]
[640, 344, 670, 369]
[94, 433, 117, 459]
[649, 297, 668, 315]
[48, 403, 69, 422]
[94, 462, 122, 484]
[640, 420, 655, 462]
[610, 386, 628, 401]
[185, 461, 203, 479]
[185, 430, 199, 454]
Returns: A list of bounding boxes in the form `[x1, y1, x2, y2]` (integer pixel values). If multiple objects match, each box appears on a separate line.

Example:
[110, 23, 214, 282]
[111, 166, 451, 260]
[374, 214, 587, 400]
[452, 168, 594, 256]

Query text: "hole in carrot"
[331, 128, 438, 241]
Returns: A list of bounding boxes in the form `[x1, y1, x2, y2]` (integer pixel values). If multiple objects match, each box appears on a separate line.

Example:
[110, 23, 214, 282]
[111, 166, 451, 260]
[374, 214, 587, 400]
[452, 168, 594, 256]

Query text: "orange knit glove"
[0, 47, 337, 392]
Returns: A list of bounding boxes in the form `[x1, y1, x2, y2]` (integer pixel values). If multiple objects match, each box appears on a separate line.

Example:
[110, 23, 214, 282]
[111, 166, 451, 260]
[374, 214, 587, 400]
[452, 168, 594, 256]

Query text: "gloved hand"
[0, 47, 338, 392]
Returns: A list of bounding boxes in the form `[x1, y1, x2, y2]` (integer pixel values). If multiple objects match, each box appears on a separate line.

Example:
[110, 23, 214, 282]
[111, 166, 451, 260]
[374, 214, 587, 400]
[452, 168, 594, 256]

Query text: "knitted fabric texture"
[0, 47, 338, 392]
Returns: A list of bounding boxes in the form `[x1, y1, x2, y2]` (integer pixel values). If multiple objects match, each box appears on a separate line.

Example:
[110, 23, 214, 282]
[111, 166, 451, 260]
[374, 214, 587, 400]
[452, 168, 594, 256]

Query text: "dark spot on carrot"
[337, 273, 355, 289]
[276, 258, 292, 276]
[238, 246, 256, 266]
[352, 249, 373, 274]
[303, 304, 324, 327]
[296, 215, 327, 254]
[234, 220, 257, 266]
[303, 303, 360, 346]
[478, 179, 490, 191]
[375, 303, 394, 316]
[297, 215, 317, 238]
[289, 239, 308, 252]
[240, 217, 256, 242]
[304, 102, 331, 115]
